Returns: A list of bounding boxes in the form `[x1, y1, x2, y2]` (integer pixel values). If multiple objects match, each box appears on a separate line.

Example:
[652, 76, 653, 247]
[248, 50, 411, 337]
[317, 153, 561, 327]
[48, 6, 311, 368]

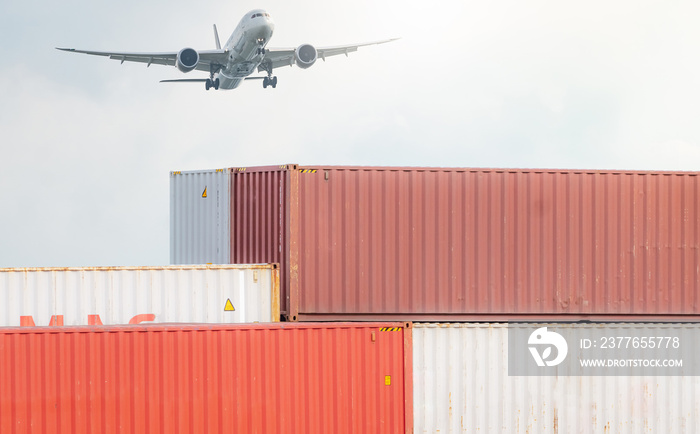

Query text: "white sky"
[1, 0, 699, 267]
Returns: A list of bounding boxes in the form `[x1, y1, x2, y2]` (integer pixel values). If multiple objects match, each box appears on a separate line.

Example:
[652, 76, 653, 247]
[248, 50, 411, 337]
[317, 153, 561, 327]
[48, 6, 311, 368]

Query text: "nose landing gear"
[256, 38, 267, 55]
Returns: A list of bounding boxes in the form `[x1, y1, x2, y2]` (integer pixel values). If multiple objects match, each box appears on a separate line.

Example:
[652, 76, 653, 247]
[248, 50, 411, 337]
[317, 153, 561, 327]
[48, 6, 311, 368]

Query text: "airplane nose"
[251, 20, 274, 40]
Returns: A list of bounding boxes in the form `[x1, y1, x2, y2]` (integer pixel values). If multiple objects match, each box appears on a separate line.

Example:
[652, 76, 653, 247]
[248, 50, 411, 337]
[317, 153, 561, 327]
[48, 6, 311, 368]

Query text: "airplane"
[57, 9, 397, 91]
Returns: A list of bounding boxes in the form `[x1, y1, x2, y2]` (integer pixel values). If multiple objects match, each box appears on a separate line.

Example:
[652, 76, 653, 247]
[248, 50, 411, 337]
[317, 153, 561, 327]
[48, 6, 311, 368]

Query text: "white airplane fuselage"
[217, 10, 275, 90]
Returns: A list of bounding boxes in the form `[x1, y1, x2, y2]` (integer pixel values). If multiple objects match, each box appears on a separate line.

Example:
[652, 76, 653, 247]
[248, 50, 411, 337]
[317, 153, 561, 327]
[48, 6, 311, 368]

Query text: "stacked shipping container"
[169, 164, 700, 433]
[0, 265, 280, 325]
[5, 164, 695, 432]
[170, 169, 231, 264]
[0, 322, 412, 433]
[413, 323, 700, 433]
[171, 165, 700, 321]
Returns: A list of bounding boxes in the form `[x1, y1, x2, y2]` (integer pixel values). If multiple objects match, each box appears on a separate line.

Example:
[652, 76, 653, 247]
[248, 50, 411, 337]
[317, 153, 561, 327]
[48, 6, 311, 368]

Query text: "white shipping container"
[413, 323, 700, 433]
[170, 169, 230, 264]
[0, 264, 280, 326]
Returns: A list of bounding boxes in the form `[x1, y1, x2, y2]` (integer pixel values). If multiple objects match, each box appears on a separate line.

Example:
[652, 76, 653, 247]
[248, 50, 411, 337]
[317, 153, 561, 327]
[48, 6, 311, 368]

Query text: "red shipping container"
[229, 165, 700, 320]
[0, 322, 412, 434]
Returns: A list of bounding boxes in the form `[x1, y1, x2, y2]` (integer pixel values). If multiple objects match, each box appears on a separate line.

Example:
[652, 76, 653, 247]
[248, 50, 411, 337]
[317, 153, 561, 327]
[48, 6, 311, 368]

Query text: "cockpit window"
[251, 12, 270, 19]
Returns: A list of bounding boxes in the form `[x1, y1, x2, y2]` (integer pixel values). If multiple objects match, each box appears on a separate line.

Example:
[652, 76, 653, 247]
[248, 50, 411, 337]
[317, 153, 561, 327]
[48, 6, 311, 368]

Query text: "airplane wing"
[259, 38, 399, 71]
[55, 48, 229, 73]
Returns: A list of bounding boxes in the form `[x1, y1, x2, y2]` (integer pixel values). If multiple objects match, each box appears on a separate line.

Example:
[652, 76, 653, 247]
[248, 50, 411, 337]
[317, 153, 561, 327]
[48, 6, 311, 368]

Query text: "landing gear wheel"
[205, 79, 212, 91]
[271, 76, 277, 88]
[263, 76, 270, 88]
[213, 78, 220, 90]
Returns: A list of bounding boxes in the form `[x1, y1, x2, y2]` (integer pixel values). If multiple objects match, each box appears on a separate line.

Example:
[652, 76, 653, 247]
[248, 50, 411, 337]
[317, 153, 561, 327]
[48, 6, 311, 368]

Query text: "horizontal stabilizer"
[160, 77, 267, 84]
[160, 79, 208, 83]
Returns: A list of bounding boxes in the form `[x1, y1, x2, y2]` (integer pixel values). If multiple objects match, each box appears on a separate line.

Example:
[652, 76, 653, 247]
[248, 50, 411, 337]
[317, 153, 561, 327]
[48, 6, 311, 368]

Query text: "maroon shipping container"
[0, 322, 413, 434]
[229, 165, 700, 321]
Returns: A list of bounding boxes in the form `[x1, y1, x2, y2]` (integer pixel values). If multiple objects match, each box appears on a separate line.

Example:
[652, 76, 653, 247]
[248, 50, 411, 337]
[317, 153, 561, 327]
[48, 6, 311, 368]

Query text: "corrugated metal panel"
[293, 167, 700, 319]
[413, 323, 700, 433]
[0, 265, 280, 326]
[0, 322, 412, 434]
[174, 165, 700, 319]
[170, 169, 230, 264]
[230, 165, 292, 315]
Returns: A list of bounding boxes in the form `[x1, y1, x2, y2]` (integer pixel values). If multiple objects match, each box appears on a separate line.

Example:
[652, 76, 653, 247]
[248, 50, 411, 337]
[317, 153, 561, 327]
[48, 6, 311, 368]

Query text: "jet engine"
[176, 48, 199, 73]
[294, 44, 317, 69]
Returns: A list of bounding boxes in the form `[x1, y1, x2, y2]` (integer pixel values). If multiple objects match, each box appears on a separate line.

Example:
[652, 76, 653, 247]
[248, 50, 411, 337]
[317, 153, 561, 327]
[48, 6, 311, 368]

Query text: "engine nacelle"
[295, 44, 318, 69]
[176, 48, 199, 73]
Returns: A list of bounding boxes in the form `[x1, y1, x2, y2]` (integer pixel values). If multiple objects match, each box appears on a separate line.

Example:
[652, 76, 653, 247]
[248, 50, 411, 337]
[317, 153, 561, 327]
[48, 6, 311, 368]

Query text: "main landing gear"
[263, 76, 277, 89]
[260, 60, 276, 89]
[205, 64, 221, 91]
[205, 78, 220, 90]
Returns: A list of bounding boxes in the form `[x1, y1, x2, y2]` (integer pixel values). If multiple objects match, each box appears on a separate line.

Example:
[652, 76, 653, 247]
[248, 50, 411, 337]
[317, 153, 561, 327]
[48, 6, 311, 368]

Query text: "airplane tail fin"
[213, 24, 221, 50]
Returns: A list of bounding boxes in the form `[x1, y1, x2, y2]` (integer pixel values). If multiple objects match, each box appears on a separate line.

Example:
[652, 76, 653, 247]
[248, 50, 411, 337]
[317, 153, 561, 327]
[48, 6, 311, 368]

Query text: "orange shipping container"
[0, 323, 412, 434]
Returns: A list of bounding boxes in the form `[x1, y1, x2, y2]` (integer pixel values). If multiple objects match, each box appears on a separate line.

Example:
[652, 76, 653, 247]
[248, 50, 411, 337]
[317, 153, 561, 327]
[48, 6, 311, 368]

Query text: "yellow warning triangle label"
[202, 187, 208, 198]
[224, 298, 235, 311]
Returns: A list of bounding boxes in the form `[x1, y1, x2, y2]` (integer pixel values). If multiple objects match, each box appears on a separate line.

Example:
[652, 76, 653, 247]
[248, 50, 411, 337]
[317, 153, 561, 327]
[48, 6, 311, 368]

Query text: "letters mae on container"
[0, 264, 280, 326]
[0, 322, 412, 434]
[171, 165, 700, 320]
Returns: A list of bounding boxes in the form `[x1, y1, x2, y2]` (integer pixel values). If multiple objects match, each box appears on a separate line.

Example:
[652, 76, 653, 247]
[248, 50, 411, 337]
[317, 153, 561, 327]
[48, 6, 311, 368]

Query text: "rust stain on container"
[0, 322, 411, 434]
[270, 265, 281, 321]
[224, 165, 700, 320]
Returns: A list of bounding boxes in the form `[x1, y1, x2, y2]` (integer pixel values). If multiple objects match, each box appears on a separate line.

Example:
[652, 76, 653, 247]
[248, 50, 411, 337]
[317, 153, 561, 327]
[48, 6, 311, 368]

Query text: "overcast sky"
[1, 0, 699, 267]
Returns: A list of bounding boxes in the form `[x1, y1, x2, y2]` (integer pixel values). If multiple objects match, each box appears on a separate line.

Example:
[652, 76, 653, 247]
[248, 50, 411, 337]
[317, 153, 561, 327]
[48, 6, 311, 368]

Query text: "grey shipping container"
[170, 169, 230, 264]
